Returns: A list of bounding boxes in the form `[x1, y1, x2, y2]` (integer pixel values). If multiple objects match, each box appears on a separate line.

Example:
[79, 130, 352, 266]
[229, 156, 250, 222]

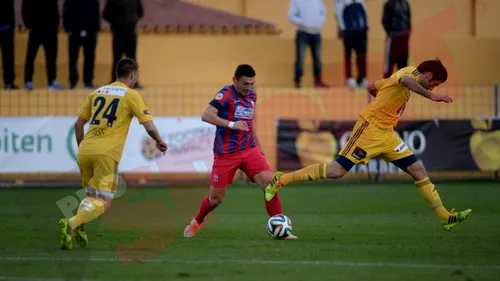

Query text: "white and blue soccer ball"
[267, 214, 292, 239]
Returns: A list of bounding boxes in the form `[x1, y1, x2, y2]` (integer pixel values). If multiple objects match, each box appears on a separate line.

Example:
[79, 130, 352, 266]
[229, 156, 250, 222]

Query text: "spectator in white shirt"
[288, 0, 329, 88]
[334, 0, 368, 89]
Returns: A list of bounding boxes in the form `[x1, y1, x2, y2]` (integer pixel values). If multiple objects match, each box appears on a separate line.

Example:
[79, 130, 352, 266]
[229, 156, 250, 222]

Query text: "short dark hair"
[116, 58, 139, 79]
[417, 58, 448, 82]
[234, 64, 256, 79]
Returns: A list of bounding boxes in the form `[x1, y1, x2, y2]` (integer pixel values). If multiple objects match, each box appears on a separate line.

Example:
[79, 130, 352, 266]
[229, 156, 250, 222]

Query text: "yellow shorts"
[77, 154, 119, 198]
[338, 118, 414, 166]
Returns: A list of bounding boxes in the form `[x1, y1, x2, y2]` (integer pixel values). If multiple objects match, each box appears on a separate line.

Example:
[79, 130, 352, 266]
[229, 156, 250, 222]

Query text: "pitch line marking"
[1, 256, 499, 270]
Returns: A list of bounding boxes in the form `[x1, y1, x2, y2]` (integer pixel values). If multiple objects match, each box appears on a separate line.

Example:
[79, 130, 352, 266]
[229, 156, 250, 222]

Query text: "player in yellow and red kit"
[265, 59, 472, 231]
[58, 58, 167, 250]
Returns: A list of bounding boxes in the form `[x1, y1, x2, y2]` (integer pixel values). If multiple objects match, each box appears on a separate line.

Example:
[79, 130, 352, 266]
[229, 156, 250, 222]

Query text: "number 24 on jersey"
[90, 96, 120, 127]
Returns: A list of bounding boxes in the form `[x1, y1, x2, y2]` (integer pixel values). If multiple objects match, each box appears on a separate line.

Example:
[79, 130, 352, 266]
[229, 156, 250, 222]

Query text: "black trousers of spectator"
[343, 30, 367, 84]
[0, 29, 15, 85]
[69, 31, 97, 86]
[24, 29, 58, 84]
[384, 33, 410, 78]
[111, 28, 137, 81]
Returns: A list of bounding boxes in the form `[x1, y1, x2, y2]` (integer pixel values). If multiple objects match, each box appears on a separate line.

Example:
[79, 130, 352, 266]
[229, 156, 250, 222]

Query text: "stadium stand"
[13, 0, 280, 34]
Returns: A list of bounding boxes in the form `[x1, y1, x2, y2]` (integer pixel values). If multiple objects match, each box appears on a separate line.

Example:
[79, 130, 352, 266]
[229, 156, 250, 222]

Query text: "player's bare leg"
[253, 171, 297, 239]
[265, 162, 348, 202]
[184, 186, 225, 238]
[405, 161, 472, 231]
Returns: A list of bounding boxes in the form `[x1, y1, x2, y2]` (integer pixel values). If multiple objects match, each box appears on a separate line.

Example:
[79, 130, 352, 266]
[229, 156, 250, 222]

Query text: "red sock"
[264, 193, 283, 216]
[194, 196, 217, 224]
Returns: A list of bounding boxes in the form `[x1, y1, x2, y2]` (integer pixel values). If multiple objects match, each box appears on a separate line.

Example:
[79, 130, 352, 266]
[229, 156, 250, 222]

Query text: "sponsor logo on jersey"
[394, 141, 408, 153]
[235, 105, 254, 120]
[97, 86, 127, 96]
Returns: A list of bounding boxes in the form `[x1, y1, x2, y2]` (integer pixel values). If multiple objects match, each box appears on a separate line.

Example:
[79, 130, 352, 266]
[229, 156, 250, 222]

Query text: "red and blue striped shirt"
[209, 85, 256, 156]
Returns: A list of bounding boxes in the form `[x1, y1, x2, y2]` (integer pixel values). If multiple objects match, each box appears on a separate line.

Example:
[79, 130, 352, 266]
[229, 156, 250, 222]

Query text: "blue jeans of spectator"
[294, 31, 322, 82]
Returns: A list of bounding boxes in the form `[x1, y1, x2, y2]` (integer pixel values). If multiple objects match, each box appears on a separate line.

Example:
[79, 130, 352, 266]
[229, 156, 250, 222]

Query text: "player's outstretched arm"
[201, 104, 249, 131]
[400, 76, 433, 98]
[74, 116, 88, 147]
[142, 121, 167, 152]
[400, 76, 453, 103]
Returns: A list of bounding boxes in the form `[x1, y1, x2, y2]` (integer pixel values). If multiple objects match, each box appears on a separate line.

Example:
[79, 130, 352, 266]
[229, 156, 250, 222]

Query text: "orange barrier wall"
[3, 33, 500, 88]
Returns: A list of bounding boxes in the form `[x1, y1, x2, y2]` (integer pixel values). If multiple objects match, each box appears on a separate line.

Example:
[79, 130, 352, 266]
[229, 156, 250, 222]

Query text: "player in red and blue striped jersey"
[184, 64, 297, 239]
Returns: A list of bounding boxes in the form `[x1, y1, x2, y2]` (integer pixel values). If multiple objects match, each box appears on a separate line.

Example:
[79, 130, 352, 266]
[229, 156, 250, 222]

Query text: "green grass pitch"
[0, 181, 499, 281]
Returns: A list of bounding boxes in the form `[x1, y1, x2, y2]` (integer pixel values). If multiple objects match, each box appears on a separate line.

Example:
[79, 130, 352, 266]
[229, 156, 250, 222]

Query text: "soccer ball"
[267, 214, 292, 239]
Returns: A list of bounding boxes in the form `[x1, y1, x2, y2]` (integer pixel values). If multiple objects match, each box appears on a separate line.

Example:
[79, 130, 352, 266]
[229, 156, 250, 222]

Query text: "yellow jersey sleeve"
[374, 78, 390, 90]
[127, 90, 153, 124]
[77, 93, 93, 120]
[395, 66, 420, 83]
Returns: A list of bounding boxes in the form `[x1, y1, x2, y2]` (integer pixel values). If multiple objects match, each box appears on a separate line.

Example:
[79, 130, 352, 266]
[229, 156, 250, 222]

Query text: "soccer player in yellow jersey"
[58, 58, 167, 250]
[265, 59, 472, 231]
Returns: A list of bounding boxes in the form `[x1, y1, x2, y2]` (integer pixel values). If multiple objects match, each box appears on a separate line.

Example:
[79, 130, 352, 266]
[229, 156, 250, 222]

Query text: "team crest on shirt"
[235, 105, 254, 120]
[215, 93, 223, 100]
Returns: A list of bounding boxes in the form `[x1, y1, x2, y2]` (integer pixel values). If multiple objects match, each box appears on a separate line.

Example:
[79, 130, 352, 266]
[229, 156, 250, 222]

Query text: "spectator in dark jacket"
[63, 0, 100, 89]
[382, 0, 411, 78]
[103, 0, 144, 89]
[0, 0, 18, 89]
[335, 0, 369, 89]
[22, 0, 63, 90]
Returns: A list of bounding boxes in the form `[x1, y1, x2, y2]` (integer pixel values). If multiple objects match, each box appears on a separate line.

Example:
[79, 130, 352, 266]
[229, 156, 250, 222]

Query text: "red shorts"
[210, 147, 271, 188]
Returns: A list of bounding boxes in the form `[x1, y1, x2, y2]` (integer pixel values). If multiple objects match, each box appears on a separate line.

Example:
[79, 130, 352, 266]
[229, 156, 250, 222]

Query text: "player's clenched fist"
[230, 121, 249, 131]
[431, 93, 453, 103]
[156, 140, 168, 152]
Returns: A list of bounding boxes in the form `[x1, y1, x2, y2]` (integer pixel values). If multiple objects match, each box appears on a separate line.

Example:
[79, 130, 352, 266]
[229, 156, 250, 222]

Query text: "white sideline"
[1, 256, 499, 270]
[0, 277, 98, 281]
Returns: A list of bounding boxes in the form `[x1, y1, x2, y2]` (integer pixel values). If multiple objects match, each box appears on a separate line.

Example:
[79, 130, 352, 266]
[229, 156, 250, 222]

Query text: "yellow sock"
[281, 164, 328, 186]
[415, 177, 450, 221]
[68, 197, 105, 231]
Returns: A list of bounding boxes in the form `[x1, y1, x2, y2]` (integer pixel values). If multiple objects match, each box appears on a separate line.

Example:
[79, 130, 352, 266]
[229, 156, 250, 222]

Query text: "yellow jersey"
[77, 82, 153, 163]
[360, 66, 420, 129]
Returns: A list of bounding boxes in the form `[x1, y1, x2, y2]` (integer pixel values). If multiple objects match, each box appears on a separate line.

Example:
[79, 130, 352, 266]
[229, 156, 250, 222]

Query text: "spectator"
[288, 0, 329, 89]
[63, 0, 100, 89]
[103, 0, 144, 89]
[334, 0, 368, 89]
[0, 0, 18, 89]
[22, 0, 63, 90]
[382, 0, 411, 78]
